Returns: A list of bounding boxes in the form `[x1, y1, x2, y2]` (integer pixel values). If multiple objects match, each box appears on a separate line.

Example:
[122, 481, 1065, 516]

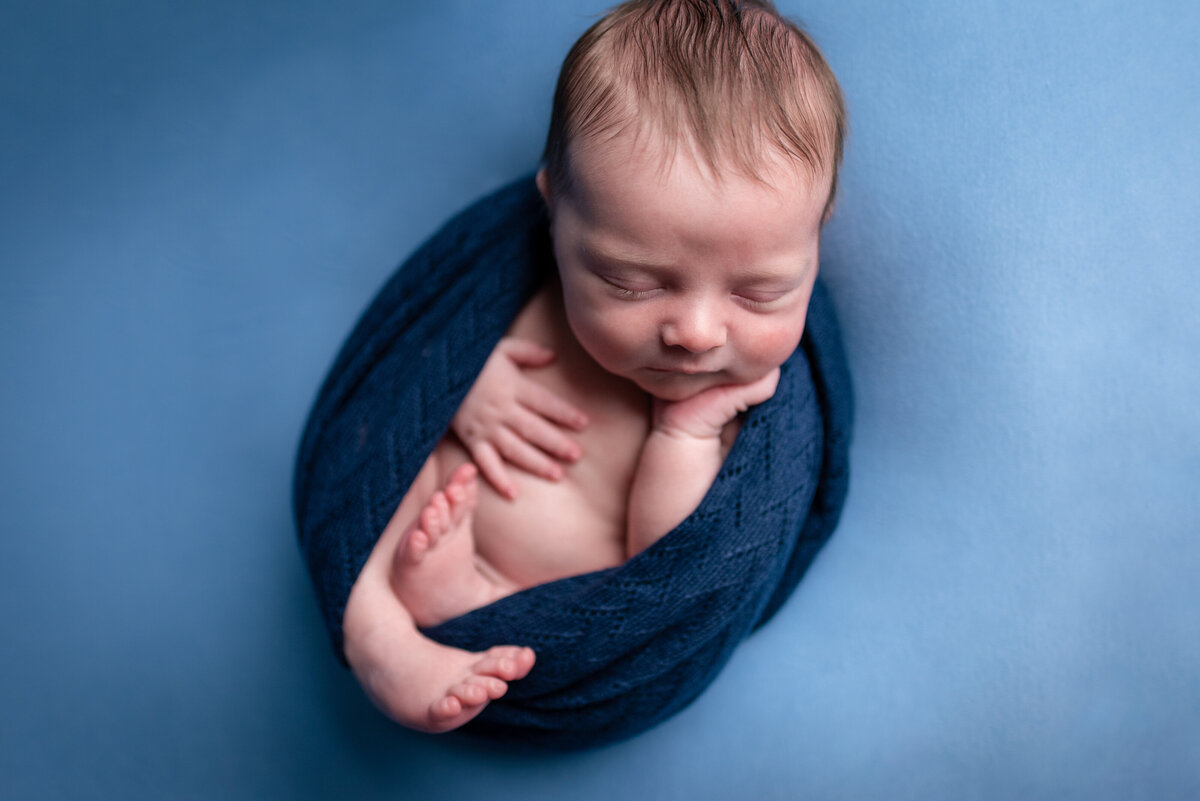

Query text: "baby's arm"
[626, 369, 780, 558]
[451, 337, 588, 499]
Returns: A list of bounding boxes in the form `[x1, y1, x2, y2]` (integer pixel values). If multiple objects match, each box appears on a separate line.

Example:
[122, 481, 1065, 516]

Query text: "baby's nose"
[661, 302, 727, 353]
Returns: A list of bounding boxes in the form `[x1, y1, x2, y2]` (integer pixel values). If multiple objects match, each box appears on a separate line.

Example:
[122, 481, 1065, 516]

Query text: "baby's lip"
[646, 366, 717, 375]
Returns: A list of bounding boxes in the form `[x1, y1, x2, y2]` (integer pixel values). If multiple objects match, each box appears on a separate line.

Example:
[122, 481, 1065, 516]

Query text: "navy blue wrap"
[292, 175, 853, 749]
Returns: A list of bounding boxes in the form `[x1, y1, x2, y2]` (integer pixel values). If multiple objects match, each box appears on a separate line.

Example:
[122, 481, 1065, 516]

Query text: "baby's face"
[540, 131, 829, 402]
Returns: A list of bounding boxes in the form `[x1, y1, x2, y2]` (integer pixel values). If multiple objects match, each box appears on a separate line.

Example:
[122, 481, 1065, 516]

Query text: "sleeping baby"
[341, 0, 846, 733]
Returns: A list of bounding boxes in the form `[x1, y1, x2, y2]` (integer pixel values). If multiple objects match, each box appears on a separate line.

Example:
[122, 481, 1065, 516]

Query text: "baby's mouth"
[646, 366, 717, 376]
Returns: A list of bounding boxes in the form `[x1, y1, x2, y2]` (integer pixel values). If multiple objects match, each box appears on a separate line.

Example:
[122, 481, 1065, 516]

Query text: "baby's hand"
[652, 368, 780, 440]
[452, 337, 589, 499]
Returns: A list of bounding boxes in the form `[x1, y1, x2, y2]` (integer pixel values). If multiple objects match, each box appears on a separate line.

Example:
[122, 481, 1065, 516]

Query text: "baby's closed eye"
[600, 274, 661, 300]
[732, 289, 792, 310]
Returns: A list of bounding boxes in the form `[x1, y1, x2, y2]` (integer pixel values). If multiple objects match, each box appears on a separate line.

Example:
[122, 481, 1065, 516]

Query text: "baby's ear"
[821, 199, 835, 227]
[535, 168, 553, 210]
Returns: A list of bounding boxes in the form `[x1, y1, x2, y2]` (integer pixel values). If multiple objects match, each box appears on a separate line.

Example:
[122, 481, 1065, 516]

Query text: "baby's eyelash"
[611, 285, 655, 299]
[734, 293, 788, 311]
[601, 275, 657, 299]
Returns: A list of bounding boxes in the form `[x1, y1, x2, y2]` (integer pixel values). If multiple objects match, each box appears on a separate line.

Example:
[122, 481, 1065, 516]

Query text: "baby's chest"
[470, 373, 649, 588]
[450, 283, 650, 587]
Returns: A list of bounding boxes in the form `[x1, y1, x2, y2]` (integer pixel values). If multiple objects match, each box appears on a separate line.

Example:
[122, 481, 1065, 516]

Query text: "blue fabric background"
[2, 0, 1196, 798]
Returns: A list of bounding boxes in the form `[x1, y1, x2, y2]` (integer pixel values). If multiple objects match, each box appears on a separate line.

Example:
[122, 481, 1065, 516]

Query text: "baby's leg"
[391, 463, 515, 627]
[345, 453, 535, 734]
[346, 586, 535, 733]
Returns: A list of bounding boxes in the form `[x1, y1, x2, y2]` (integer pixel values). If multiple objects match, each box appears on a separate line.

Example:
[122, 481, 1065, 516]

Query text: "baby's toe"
[474, 646, 536, 681]
[450, 462, 478, 487]
[421, 492, 449, 540]
[429, 694, 463, 723]
[465, 673, 508, 700]
[448, 679, 489, 709]
[405, 529, 430, 562]
[446, 466, 479, 520]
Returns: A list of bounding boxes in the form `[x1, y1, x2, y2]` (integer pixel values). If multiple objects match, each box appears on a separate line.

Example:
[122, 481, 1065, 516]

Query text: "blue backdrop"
[2, 1, 1197, 798]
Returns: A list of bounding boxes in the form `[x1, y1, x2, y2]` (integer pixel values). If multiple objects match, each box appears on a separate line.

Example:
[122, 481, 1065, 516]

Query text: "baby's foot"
[424, 645, 537, 732]
[392, 463, 503, 627]
[354, 633, 536, 734]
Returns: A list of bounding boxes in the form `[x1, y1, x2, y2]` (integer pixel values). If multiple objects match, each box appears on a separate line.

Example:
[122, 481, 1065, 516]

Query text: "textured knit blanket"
[293, 175, 853, 749]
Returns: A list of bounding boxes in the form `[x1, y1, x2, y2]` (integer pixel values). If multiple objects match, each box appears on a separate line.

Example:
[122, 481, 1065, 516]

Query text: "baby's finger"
[510, 407, 583, 463]
[496, 427, 565, 482]
[518, 381, 589, 430]
[702, 370, 780, 426]
[499, 337, 556, 368]
[469, 441, 518, 500]
[737, 368, 781, 408]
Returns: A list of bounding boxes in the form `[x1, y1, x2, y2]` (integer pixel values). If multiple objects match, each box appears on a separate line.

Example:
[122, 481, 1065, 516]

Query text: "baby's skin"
[393, 333, 781, 626]
[344, 283, 777, 733]
[342, 122, 828, 733]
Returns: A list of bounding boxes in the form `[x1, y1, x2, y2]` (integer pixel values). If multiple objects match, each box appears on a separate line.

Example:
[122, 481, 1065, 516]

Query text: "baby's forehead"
[561, 134, 825, 276]
[566, 122, 830, 204]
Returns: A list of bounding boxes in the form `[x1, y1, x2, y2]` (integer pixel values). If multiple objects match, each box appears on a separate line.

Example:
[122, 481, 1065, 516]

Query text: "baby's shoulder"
[505, 282, 567, 350]
[509, 282, 647, 423]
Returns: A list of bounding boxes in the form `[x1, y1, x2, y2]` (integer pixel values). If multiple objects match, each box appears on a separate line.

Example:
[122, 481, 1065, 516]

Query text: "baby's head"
[537, 0, 847, 401]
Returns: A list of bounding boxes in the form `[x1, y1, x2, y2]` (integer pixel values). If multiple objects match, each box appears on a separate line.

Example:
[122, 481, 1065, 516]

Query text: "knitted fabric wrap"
[293, 175, 853, 749]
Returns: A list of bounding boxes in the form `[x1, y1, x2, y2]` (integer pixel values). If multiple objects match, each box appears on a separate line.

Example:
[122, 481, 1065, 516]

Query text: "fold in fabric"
[293, 175, 853, 748]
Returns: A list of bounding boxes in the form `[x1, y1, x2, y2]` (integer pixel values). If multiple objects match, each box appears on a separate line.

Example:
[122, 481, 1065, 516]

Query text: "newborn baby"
[341, 0, 846, 734]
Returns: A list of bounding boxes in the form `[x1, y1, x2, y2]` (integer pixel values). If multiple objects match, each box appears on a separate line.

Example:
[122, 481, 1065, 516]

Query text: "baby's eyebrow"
[736, 260, 814, 286]
[580, 242, 669, 272]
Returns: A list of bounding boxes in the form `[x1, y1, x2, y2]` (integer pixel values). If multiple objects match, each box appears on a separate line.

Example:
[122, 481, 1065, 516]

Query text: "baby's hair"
[542, 0, 847, 219]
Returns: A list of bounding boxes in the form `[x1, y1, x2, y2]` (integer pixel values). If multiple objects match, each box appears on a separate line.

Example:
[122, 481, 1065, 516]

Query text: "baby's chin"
[633, 369, 739, 402]
[642, 385, 704, 402]
[634, 361, 787, 402]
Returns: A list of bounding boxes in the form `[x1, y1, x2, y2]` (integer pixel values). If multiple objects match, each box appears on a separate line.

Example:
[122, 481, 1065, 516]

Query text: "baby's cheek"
[602, 308, 652, 345]
[750, 317, 807, 365]
[578, 312, 644, 365]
